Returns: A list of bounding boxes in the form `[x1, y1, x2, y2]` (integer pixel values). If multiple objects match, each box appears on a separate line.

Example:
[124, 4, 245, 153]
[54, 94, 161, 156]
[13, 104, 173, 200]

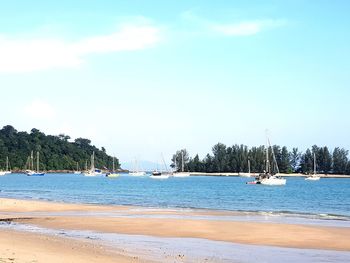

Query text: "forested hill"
[0, 125, 120, 171]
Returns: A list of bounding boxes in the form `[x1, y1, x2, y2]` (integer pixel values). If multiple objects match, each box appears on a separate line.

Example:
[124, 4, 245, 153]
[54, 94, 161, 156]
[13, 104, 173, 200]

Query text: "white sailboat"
[74, 162, 81, 174]
[83, 152, 98, 176]
[129, 158, 146, 176]
[150, 155, 170, 179]
[0, 156, 11, 175]
[173, 152, 190, 177]
[305, 153, 320, 181]
[26, 151, 45, 176]
[248, 132, 286, 185]
[240, 159, 252, 177]
[106, 157, 120, 178]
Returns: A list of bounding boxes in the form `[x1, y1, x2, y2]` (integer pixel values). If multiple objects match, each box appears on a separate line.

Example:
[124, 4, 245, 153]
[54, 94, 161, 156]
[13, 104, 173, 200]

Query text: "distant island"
[172, 143, 350, 175]
[0, 125, 120, 171]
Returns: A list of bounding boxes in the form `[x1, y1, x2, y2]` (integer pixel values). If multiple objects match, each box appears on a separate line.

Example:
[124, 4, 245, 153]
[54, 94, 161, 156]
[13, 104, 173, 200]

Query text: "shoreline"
[1, 198, 350, 251]
[5, 171, 350, 178]
[1, 196, 349, 221]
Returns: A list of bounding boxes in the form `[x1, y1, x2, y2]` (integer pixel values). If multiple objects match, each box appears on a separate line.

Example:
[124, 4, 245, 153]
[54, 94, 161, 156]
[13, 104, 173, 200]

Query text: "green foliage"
[0, 125, 120, 171]
[175, 143, 350, 175]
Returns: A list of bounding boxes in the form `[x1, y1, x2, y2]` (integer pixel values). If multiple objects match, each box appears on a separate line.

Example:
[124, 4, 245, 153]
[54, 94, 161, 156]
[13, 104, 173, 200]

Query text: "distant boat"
[305, 153, 320, 181]
[74, 162, 81, 174]
[247, 132, 286, 186]
[129, 158, 146, 176]
[106, 157, 119, 178]
[240, 159, 252, 177]
[0, 156, 11, 176]
[173, 152, 190, 177]
[150, 154, 170, 179]
[26, 151, 45, 176]
[150, 170, 169, 179]
[83, 152, 98, 176]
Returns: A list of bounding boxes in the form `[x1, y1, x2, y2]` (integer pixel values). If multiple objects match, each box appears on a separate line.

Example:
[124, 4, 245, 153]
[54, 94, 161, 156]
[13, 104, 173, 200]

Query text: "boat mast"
[248, 159, 251, 174]
[268, 137, 280, 174]
[181, 151, 184, 172]
[265, 134, 269, 174]
[31, 151, 34, 171]
[36, 152, 39, 172]
[161, 153, 169, 173]
[6, 156, 8, 171]
[313, 152, 316, 175]
[112, 157, 115, 172]
[91, 152, 95, 171]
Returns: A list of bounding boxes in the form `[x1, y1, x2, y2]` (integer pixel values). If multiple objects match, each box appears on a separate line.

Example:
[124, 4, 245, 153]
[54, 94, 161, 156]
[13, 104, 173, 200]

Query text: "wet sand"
[0, 229, 147, 263]
[1, 198, 350, 262]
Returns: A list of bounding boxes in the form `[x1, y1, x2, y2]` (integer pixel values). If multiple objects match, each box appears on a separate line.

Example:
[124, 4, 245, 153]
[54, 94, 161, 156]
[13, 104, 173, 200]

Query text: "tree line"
[0, 125, 120, 171]
[172, 143, 350, 175]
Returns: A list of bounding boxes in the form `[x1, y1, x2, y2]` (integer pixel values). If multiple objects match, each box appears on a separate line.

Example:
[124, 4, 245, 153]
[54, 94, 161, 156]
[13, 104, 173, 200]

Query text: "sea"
[1, 173, 350, 262]
[0, 173, 349, 220]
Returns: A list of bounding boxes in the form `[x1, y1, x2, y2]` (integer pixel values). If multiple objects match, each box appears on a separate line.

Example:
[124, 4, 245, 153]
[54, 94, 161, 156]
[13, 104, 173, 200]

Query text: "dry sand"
[0, 198, 349, 262]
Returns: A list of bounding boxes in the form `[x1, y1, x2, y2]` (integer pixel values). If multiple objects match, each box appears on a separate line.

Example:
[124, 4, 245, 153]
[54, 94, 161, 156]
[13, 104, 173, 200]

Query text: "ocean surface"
[0, 173, 349, 219]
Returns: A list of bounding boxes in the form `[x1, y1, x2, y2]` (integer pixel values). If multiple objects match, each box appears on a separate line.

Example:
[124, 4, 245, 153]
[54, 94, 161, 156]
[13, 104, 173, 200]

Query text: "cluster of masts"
[245, 133, 320, 185]
[0, 132, 321, 183]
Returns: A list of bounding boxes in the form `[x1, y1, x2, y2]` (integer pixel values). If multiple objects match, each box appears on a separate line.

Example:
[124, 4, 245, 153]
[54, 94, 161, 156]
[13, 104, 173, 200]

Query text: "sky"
[1, 0, 349, 167]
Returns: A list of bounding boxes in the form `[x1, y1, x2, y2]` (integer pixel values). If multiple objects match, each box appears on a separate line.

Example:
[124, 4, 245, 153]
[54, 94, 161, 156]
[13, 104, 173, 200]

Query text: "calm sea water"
[0, 173, 349, 218]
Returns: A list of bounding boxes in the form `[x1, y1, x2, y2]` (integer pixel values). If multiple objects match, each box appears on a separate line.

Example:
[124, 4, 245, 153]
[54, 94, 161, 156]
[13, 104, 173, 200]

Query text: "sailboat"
[173, 152, 190, 177]
[248, 132, 286, 185]
[83, 152, 98, 176]
[106, 157, 120, 178]
[150, 155, 170, 179]
[240, 159, 252, 177]
[0, 156, 11, 175]
[26, 151, 45, 176]
[305, 153, 320, 181]
[129, 158, 146, 176]
[74, 162, 81, 174]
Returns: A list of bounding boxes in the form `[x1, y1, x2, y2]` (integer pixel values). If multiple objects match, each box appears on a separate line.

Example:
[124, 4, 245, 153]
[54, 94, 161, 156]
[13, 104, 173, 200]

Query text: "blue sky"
[1, 1, 349, 165]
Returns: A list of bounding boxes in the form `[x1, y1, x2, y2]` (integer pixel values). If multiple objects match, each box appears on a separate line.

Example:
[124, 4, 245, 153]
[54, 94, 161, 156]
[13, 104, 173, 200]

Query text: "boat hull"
[150, 175, 169, 179]
[260, 177, 286, 185]
[106, 173, 120, 178]
[305, 176, 320, 181]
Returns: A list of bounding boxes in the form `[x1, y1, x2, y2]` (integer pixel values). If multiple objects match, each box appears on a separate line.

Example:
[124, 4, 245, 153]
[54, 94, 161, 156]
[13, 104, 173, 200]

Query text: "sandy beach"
[0, 198, 349, 262]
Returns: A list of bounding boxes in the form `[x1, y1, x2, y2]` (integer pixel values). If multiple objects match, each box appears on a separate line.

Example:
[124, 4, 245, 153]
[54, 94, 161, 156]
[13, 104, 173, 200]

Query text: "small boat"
[240, 159, 252, 177]
[74, 162, 81, 174]
[106, 157, 119, 178]
[305, 153, 320, 181]
[247, 132, 286, 186]
[129, 158, 146, 176]
[150, 171, 169, 179]
[0, 157, 11, 175]
[26, 151, 45, 176]
[83, 152, 99, 176]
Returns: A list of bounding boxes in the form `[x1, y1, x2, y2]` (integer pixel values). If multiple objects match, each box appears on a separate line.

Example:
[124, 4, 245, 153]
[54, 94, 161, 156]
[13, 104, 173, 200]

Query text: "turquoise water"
[0, 173, 349, 218]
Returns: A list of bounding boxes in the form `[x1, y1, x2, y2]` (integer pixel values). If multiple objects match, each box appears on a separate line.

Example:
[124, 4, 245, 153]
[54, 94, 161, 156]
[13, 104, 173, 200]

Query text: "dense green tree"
[171, 149, 190, 172]
[319, 146, 332, 173]
[212, 143, 227, 172]
[300, 149, 313, 173]
[332, 147, 348, 174]
[0, 125, 119, 171]
[290, 148, 301, 172]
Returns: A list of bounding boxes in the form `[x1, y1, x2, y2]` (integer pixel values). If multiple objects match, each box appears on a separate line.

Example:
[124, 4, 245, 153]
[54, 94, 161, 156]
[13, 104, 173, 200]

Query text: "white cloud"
[211, 19, 287, 36]
[0, 24, 161, 73]
[180, 11, 286, 37]
[23, 99, 56, 120]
